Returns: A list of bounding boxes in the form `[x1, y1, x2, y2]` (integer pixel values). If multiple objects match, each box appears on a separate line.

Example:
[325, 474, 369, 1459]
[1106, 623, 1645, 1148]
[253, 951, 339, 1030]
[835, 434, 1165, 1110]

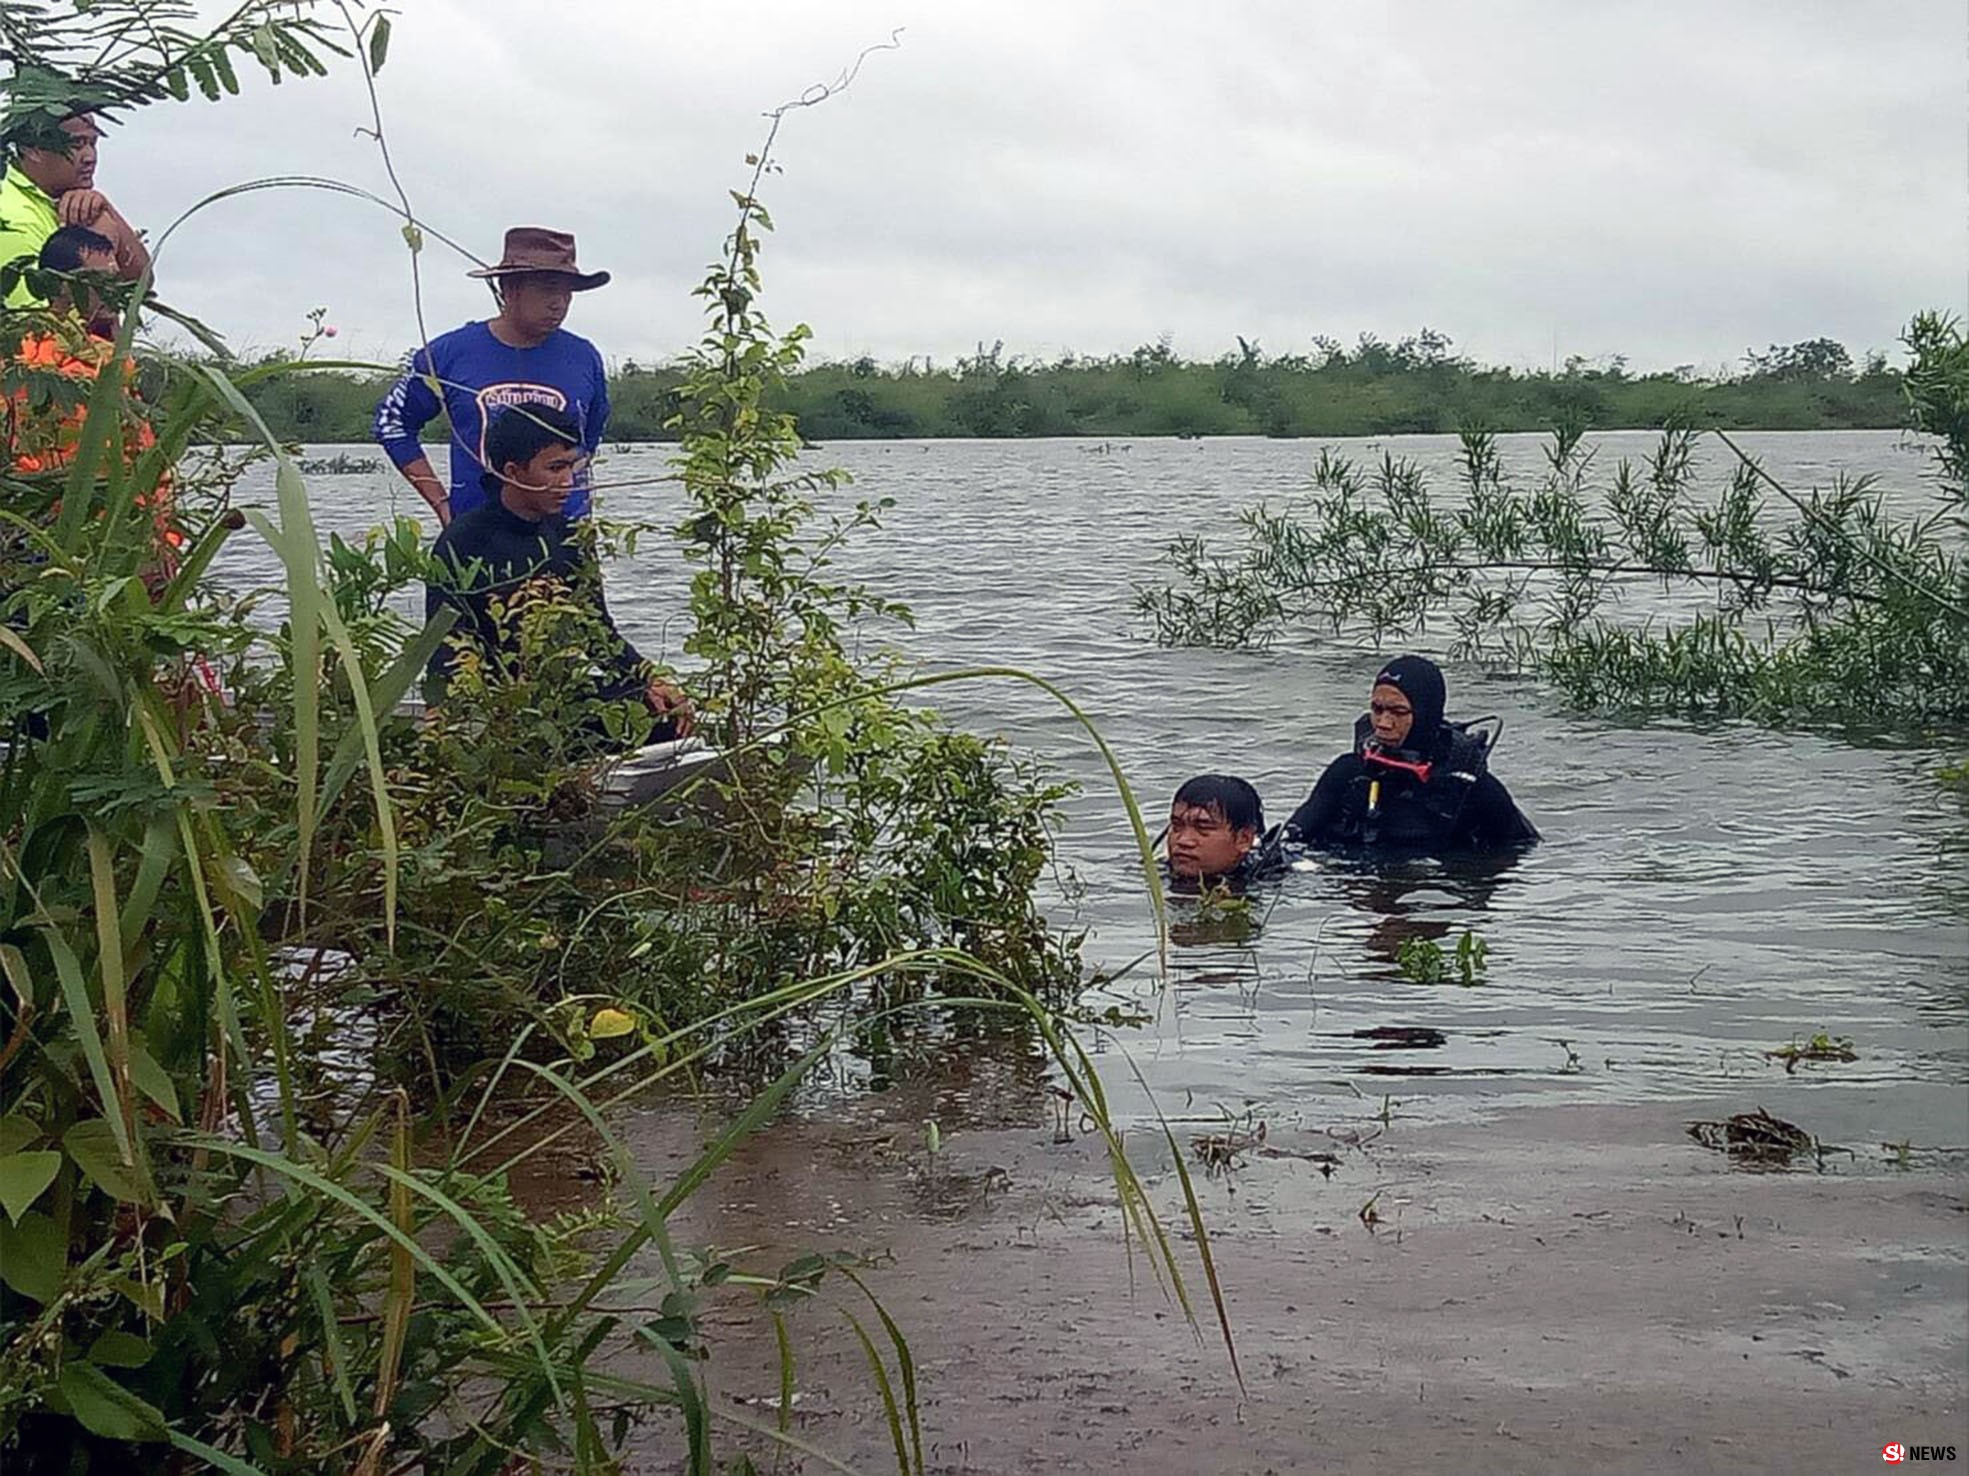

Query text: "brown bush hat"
[467, 227, 610, 290]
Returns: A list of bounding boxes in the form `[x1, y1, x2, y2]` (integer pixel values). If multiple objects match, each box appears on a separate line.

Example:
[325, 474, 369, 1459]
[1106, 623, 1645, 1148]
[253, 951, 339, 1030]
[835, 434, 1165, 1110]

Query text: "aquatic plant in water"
[1137, 353, 1969, 731]
[294, 453, 382, 476]
[1396, 930, 1486, 986]
[1764, 1032, 1859, 1074]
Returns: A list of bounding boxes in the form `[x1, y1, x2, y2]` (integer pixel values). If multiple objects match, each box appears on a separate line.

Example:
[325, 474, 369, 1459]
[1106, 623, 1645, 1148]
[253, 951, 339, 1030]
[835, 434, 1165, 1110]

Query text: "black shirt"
[424, 499, 647, 700]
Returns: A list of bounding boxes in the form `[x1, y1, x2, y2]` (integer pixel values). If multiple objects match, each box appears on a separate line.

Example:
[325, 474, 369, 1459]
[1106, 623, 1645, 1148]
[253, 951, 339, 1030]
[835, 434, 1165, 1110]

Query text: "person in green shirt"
[0, 114, 150, 308]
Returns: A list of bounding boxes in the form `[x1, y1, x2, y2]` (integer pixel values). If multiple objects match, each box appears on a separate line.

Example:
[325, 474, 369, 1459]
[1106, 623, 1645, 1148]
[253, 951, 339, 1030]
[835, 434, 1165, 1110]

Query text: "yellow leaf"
[0, 627, 42, 673]
[588, 1008, 636, 1040]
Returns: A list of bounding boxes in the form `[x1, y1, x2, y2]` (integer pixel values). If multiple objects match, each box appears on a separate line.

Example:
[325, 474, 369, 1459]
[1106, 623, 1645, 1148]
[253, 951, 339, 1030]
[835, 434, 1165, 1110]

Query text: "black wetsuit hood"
[1371, 653, 1448, 757]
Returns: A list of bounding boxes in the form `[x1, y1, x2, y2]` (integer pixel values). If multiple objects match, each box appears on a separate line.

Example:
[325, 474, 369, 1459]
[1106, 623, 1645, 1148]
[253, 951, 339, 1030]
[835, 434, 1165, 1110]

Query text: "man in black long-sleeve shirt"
[423, 405, 689, 735]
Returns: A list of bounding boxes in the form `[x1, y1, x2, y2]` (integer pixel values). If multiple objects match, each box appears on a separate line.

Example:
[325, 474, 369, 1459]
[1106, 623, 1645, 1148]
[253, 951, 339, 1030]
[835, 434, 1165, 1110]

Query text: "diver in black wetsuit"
[424, 406, 690, 736]
[1284, 654, 1536, 855]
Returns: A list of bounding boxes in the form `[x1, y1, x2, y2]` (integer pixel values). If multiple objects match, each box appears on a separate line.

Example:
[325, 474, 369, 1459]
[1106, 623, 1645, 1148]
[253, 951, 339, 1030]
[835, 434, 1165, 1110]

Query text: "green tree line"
[241, 329, 1907, 445]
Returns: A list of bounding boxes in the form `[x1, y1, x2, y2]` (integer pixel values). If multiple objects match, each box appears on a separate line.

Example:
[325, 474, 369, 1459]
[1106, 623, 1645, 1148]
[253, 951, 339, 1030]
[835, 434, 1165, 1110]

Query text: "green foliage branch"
[1136, 350, 1969, 730]
[1, 0, 343, 154]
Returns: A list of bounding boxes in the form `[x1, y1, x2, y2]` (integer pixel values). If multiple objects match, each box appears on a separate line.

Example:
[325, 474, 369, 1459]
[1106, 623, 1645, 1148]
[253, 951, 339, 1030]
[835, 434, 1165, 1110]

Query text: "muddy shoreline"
[579, 1080, 1969, 1474]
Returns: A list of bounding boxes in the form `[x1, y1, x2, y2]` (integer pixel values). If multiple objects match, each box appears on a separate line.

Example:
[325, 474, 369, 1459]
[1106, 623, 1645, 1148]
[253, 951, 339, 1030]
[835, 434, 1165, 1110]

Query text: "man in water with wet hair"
[1166, 773, 1268, 886]
[1286, 653, 1536, 854]
[0, 113, 150, 307]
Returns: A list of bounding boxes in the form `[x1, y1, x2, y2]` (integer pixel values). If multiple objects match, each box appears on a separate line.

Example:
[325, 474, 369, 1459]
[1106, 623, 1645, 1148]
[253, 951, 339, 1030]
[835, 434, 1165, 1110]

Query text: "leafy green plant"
[1396, 938, 1446, 985]
[1137, 395, 1969, 729]
[0, 331, 1212, 1475]
[1394, 930, 1485, 986]
[1901, 311, 1969, 489]
[1171, 882, 1257, 946]
[0, 0, 341, 158]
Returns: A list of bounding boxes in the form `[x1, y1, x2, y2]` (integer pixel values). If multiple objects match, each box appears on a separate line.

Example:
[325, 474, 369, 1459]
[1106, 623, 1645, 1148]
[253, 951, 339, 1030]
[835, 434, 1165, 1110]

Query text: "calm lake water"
[228, 431, 1969, 1148]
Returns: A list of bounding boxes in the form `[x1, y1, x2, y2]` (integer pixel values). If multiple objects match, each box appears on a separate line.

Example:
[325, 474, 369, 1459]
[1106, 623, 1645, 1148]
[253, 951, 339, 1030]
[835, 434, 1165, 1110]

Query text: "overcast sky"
[87, 0, 1969, 374]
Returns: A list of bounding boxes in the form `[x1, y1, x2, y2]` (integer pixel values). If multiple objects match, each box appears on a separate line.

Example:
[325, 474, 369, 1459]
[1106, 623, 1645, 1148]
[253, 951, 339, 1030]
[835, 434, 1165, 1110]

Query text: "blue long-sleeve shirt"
[372, 320, 609, 519]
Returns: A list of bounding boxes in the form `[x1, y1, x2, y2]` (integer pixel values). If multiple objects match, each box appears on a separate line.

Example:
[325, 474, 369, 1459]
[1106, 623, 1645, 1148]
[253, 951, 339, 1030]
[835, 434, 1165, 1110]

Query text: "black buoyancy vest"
[1345, 715, 1495, 850]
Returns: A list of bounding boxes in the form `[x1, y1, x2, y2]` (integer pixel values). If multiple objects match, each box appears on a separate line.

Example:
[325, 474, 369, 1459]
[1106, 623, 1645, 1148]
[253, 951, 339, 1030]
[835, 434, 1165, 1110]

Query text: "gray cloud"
[84, 0, 1969, 374]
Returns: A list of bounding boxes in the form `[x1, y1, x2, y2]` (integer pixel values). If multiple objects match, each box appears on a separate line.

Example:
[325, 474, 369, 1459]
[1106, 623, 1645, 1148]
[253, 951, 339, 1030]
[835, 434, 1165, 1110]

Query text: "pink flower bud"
[324, 326, 339, 338]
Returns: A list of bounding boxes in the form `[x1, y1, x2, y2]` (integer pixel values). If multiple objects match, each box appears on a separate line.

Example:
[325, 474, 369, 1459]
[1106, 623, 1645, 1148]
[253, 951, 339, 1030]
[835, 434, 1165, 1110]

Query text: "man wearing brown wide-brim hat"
[467, 226, 611, 292]
[374, 226, 614, 525]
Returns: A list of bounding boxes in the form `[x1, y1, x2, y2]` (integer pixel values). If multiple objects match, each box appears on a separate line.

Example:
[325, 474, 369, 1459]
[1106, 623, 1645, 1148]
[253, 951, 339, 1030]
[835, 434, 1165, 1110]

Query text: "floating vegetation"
[1765, 1032, 1859, 1074]
[295, 451, 384, 475]
[1688, 1108, 1815, 1164]
[1397, 929, 1488, 986]
[1138, 342, 1969, 731]
[1190, 1108, 1268, 1177]
[1171, 881, 1259, 946]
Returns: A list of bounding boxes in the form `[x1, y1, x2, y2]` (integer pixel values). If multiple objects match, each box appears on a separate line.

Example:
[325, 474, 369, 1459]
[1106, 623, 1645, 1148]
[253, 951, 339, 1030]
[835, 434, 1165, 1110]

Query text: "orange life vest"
[6, 327, 180, 554]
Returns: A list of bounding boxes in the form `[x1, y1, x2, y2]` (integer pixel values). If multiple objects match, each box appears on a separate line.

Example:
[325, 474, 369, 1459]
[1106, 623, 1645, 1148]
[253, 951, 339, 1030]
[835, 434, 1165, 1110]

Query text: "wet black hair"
[1171, 774, 1264, 835]
[38, 225, 115, 274]
[481, 404, 582, 493]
